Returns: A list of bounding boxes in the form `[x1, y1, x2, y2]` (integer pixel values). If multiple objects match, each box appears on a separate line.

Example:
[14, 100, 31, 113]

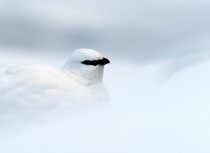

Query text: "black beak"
[81, 58, 110, 66]
[101, 58, 110, 65]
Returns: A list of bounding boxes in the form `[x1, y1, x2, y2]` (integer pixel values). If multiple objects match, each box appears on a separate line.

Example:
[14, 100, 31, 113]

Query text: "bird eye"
[81, 58, 110, 66]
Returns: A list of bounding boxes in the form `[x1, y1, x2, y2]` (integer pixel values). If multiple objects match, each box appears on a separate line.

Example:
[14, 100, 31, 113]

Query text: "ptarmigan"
[0, 49, 110, 114]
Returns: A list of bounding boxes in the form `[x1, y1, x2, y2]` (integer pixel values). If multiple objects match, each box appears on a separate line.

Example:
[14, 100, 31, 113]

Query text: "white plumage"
[0, 49, 110, 114]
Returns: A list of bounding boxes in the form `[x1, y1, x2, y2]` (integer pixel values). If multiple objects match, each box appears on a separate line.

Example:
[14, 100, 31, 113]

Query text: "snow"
[0, 52, 210, 153]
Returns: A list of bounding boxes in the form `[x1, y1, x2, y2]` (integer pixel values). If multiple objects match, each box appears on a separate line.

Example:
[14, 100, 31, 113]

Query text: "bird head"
[63, 49, 110, 83]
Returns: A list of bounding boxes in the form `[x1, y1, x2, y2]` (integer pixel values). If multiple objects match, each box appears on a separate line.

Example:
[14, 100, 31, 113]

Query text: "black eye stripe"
[81, 58, 110, 66]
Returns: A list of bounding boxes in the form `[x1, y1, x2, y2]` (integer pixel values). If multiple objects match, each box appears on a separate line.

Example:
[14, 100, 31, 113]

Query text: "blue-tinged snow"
[0, 53, 210, 153]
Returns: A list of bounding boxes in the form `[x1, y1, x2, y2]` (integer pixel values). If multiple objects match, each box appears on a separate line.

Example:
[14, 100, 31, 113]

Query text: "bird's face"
[70, 49, 110, 66]
[63, 49, 110, 82]
[81, 57, 110, 66]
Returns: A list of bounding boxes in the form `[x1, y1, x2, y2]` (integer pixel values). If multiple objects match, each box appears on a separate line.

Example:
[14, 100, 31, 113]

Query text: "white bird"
[0, 49, 110, 114]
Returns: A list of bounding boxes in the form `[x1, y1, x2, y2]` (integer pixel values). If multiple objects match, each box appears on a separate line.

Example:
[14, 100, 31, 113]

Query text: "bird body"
[0, 49, 110, 113]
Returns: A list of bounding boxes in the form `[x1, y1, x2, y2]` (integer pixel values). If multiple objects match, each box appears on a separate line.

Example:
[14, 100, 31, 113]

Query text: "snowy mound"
[0, 49, 110, 115]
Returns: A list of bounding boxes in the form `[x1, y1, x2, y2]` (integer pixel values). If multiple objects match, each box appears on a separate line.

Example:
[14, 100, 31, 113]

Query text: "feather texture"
[0, 49, 110, 114]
